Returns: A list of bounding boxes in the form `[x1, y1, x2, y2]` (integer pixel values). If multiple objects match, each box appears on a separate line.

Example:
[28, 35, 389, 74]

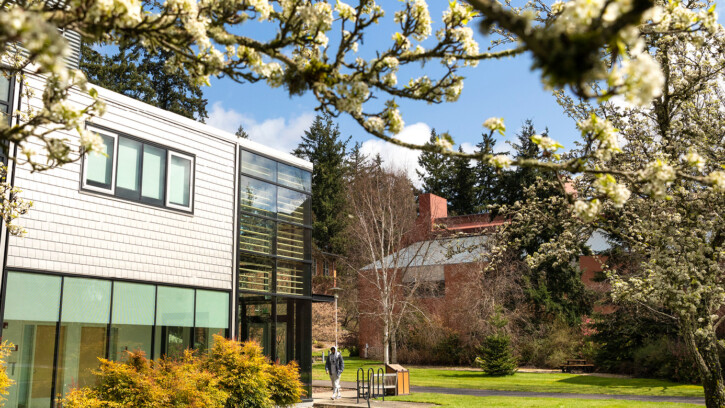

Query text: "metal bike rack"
[356, 366, 398, 403]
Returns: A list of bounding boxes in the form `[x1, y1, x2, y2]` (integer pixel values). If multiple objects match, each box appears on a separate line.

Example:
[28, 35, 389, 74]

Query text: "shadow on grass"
[555, 375, 680, 392]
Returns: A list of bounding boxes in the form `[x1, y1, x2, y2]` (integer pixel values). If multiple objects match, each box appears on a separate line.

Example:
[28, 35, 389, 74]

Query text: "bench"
[560, 359, 595, 373]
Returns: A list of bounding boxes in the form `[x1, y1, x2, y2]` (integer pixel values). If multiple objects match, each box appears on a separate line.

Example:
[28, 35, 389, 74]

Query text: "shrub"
[266, 361, 305, 407]
[59, 336, 304, 408]
[516, 319, 584, 368]
[475, 333, 517, 376]
[0, 342, 13, 405]
[204, 336, 272, 408]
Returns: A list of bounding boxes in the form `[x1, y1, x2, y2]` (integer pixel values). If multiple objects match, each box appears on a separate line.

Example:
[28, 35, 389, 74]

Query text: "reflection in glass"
[276, 261, 306, 296]
[57, 278, 112, 397]
[277, 162, 311, 192]
[85, 133, 115, 189]
[241, 150, 276, 182]
[240, 176, 276, 218]
[277, 223, 305, 260]
[0, 75, 9, 103]
[238, 254, 274, 293]
[195, 290, 230, 352]
[241, 297, 272, 356]
[154, 287, 194, 359]
[277, 187, 308, 225]
[239, 214, 275, 255]
[116, 137, 142, 199]
[3, 272, 61, 408]
[110, 282, 155, 360]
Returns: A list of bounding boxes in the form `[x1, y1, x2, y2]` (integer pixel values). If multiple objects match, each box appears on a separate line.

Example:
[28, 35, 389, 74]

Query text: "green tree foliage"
[449, 147, 477, 215]
[293, 115, 349, 255]
[475, 311, 517, 376]
[473, 132, 503, 212]
[60, 337, 304, 408]
[497, 120, 552, 206]
[80, 44, 208, 121]
[417, 129, 454, 208]
[236, 125, 250, 139]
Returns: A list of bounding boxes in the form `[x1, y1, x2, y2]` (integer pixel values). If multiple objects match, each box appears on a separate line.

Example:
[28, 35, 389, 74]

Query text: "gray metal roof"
[362, 235, 488, 270]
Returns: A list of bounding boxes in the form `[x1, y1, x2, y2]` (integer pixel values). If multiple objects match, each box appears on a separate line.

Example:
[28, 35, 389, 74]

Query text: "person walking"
[325, 346, 344, 399]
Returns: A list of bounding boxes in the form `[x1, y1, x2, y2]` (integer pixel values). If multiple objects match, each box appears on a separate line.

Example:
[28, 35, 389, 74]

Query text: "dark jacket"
[325, 351, 344, 374]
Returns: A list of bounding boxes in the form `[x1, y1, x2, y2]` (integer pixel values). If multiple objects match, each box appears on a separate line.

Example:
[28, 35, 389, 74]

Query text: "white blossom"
[680, 149, 706, 172]
[573, 199, 601, 222]
[708, 171, 725, 192]
[483, 117, 506, 135]
[530, 134, 563, 152]
[490, 155, 513, 169]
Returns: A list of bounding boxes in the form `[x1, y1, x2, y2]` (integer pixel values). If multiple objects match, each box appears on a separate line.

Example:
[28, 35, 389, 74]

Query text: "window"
[81, 126, 194, 212]
[322, 260, 329, 277]
[0, 73, 14, 124]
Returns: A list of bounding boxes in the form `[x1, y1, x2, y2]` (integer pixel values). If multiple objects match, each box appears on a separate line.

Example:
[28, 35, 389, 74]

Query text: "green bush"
[475, 333, 517, 376]
[516, 319, 587, 368]
[59, 336, 304, 408]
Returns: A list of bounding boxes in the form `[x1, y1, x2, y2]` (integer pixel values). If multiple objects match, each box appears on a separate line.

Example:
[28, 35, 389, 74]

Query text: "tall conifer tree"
[293, 115, 349, 255]
[449, 147, 477, 215]
[416, 129, 454, 205]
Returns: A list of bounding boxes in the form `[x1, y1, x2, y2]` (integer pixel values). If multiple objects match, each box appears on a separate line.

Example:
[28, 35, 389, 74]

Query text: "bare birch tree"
[346, 165, 433, 364]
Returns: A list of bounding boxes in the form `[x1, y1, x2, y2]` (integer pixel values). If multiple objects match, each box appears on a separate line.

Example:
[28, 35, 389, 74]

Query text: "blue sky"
[203, 3, 580, 183]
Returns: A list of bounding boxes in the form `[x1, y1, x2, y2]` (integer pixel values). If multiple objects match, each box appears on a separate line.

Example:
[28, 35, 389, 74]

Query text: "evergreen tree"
[475, 310, 517, 376]
[474, 132, 503, 213]
[497, 120, 554, 206]
[345, 142, 369, 178]
[235, 125, 250, 139]
[81, 44, 208, 121]
[449, 147, 477, 215]
[416, 129, 454, 207]
[293, 115, 349, 255]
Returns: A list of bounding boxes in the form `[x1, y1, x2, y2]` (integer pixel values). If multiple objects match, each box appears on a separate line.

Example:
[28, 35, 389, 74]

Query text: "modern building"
[0, 70, 317, 408]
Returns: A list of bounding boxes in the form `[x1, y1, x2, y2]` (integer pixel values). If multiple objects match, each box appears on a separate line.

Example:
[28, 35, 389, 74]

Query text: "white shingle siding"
[5, 75, 237, 290]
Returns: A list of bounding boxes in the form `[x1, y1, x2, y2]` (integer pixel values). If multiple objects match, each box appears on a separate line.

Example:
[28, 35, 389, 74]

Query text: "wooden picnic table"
[560, 359, 595, 373]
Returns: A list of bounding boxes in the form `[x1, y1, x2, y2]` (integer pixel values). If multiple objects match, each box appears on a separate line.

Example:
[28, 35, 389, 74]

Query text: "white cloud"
[359, 122, 431, 186]
[207, 102, 315, 153]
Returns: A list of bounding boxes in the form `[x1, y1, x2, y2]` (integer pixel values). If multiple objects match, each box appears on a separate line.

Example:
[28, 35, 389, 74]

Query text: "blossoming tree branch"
[0, 0, 722, 214]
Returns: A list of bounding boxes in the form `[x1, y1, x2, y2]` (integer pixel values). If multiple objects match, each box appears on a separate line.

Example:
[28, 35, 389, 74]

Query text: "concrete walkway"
[311, 380, 706, 406]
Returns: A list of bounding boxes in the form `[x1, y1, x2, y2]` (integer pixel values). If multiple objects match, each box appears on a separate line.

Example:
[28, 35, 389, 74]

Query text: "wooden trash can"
[385, 364, 410, 395]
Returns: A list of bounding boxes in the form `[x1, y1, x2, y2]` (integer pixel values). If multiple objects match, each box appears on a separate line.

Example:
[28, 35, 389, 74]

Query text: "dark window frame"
[0, 71, 15, 125]
[80, 123, 196, 214]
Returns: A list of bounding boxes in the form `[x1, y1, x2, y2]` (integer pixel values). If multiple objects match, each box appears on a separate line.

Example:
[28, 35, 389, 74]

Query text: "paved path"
[312, 380, 706, 405]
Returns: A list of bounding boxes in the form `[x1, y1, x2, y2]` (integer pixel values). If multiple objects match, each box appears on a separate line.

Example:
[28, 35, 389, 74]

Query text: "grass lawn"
[387, 393, 701, 407]
[312, 356, 704, 398]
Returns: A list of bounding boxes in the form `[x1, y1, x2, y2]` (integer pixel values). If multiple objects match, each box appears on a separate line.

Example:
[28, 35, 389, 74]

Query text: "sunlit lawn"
[312, 356, 703, 398]
[387, 393, 701, 407]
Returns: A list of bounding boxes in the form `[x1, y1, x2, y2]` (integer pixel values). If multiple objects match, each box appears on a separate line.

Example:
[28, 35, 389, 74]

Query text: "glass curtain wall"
[0, 272, 230, 408]
[237, 149, 313, 397]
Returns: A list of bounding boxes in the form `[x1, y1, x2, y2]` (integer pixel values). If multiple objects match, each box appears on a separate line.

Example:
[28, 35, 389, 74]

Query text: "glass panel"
[239, 214, 275, 255]
[238, 254, 274, 293]
[154, 287, 194, 359]
[278, 163, 311, 192]
[61, 278, 112, 324]
[3, 272, 61, 408]
[276, 261, 306, 296]
[277, 223, 305, 260]
[57, 278, 112, 397]
[240, 297, 273, 356]
[194, 291, 229, 352]
[277, 187, 309, 225]
[0, 75, 10, 103]
[240, 176, 276, 218]
[141, 144, 166, 202]
[295, 299, 312, 398]
[276, 299, 290, 364]
[116, 137, 142, 199]
[241, 150, 276, 182]
[169, 154, 192, 207]
[85, 133, 115, 189]
[110, 283, 155, 360]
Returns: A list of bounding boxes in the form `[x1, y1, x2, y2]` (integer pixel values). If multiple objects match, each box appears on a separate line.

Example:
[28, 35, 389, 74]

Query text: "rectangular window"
[195, 291, 230, 352]
[241, 150, 276, 182]
[116, 137, 142, 199]
[81, 127, 194, 212]
[82, 128, 117, 193]
[239, 214, 275, 255]
[277, 261, 307, 296]
[240, 176, 277, 218]
[154, 287, 194, 359]
[110, 282, 155, 361]
[239, 254, 274, 293]
[141, 145, 166, 204]
[278, 162, 311, 192]
[0, 73, 13, 123]
[277, 187, 309, 225]
[277, 223, 306, 260]
[2, 272, 61, 408]
[57, 278, 112, 397]
[167, 151, 193, 211]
